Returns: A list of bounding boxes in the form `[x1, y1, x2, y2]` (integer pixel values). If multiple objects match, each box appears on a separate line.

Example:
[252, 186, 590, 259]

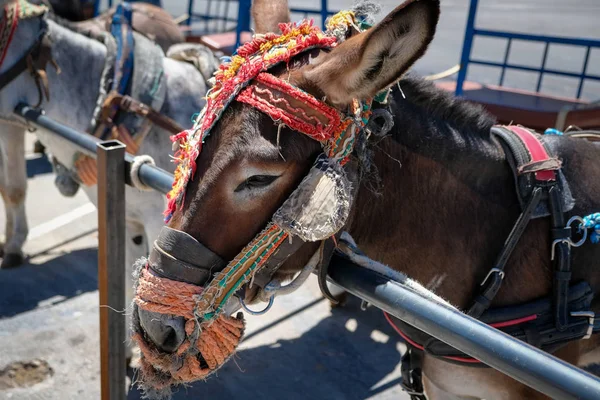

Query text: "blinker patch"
[273, 154, 352, 241]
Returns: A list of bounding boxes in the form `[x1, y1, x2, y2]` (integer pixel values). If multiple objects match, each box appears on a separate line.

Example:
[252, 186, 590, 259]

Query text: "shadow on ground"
[128, 296, 405, 400]
[0, 248, 98, 318]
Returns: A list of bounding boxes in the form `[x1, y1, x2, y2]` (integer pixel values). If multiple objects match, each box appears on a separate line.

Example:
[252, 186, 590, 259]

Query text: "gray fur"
[0, 5, 217, 353]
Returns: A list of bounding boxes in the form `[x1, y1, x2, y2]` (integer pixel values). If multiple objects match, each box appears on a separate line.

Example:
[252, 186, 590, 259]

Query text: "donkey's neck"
[348, 80, 549, 308]
[40, 20, 106, 131]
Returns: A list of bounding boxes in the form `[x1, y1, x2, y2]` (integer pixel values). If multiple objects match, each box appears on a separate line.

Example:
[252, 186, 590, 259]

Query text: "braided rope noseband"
[133, 10, 384, 393]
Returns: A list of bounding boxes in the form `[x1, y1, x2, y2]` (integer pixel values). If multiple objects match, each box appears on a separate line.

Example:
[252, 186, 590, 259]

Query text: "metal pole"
[327, 255, 600, 400]
[97, 141, 127, 400]
[14, 104, 173, 194]
[455, 0, 478, 96]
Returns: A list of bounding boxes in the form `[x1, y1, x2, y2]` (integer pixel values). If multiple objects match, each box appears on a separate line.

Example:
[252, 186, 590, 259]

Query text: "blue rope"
[582, 213, 600, 244]
[544, 128, 563, 135]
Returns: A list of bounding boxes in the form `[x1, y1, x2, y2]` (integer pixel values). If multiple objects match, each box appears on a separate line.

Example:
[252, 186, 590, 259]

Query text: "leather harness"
[0, 3, 57, 108]
[395, 125, 599, 400]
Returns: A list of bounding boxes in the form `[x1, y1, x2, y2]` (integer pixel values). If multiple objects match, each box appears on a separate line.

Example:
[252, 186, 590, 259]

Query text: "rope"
[133, 267, 245, 391]
[130, 154, 155, 191]
[424, 64, 461, 81]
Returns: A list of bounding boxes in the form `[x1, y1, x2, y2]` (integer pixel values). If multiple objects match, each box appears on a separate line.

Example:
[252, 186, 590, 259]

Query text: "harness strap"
[548, 184, 571, 330]
[110, 2, 134, 95]
[470, 126, 563, 319]
[400, 348, 426, 400]
[0, 0, 19, 67]
[468, 186, 543, 318]
[95, 92, 184, 137]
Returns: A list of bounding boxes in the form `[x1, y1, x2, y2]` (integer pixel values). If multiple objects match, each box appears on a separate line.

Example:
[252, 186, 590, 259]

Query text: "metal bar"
[327, 256, 600, 400]
[187, 0, 194, 26]
[14, 104, 173, 195]
[205, 0, 213, 38]
[320, 0, 328, 30]
[536, 42, 550, 92]
[468, 59, 600, 81]
[475, 29, 600, 48]
[498, 38, 512, 86]
[576, 46, 591, 99]
[235, 0, 251, 48]
[455, 0, 479, 96]
[97, 140, 126, 400]
[222, 0, 231, 32]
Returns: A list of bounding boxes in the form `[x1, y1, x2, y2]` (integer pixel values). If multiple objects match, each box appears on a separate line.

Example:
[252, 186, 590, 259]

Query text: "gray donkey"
[0, 0, 217, 341]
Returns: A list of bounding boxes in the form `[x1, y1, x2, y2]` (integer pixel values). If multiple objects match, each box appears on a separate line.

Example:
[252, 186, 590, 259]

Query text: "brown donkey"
[133, 0, 600, 398]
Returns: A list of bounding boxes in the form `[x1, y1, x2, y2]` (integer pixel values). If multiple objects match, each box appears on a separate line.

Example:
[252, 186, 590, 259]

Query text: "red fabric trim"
[0, 2, 20, 67]
[506, 125, 556, 181]
[237, 73, 341, 143]
[384, 311, 538, 365]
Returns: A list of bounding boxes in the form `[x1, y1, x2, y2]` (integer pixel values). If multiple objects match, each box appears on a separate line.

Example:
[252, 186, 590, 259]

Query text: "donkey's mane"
[398, 74, 496, 133]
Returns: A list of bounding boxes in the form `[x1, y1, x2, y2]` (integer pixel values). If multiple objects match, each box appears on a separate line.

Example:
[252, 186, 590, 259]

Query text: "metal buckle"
[238, 294, 274, 316]
[551, 216, 587, 260]
[480, 268, 505, 286]
[570, 311, 595, 340]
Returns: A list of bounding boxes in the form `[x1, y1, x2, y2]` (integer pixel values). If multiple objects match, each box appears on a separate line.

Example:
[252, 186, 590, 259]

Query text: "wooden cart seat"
[185, 31, 253, 55]
[437, 81, 600, 132]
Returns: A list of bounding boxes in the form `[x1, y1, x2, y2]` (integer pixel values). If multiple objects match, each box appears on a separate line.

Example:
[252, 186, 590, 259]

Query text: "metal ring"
[238, 295, 274, 316]
[567, 215, 587, 248]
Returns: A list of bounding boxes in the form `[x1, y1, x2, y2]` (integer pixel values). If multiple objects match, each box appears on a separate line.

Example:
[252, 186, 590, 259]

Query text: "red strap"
[0, 2, 20, 68]
[507, 126, 556, 181]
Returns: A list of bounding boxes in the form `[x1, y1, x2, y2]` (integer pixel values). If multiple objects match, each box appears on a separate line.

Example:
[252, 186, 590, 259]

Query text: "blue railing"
[456, 0, 600, 99]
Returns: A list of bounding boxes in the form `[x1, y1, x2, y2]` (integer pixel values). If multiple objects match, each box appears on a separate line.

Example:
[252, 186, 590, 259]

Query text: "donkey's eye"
[235, 175, 280, 192]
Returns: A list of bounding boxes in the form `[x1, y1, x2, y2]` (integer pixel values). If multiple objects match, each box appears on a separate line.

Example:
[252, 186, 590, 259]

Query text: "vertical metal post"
[455, 0, 479, 96]
[187, 0, 195, 26]
[235, 0, 252, 48]
[320, 0, 328, 30]
[97, 140, 126, 400]
[498, 38, 512, 87]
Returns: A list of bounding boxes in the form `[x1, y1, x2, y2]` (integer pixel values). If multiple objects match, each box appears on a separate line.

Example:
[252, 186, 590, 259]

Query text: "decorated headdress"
[165, 10, 368, 222]
[133, 9, 386, 396]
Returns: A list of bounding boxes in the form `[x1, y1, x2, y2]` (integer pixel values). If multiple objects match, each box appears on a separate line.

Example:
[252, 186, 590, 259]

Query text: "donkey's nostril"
[138, 308, 186, 353]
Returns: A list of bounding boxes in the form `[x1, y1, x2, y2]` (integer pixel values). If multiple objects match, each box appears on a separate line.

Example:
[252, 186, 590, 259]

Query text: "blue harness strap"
[111, 2, 134, 95]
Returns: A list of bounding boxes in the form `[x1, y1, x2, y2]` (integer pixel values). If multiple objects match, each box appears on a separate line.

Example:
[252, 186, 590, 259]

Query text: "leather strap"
[548, 183, 571, 331]
[468, 186, 543, 318]
[400, 348, 427, 400]
[0, 27, 45, 92]
[508, 125, 558, 181]
[148, 226, 226, 285]
[95, 92, 184, 137]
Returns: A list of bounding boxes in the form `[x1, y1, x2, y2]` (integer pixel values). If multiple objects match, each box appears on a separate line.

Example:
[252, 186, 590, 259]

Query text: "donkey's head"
[133, 0, 439, 393]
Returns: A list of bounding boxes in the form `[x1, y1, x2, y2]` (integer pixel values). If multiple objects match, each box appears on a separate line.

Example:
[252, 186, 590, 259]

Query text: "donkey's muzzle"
[148, 226, 226, 285]
[138, 226, 226, 353]
[138, 309, 187, 353]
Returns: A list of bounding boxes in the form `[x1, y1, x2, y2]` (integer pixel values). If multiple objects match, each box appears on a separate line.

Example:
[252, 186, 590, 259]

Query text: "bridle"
[132, 10, 391, 390]
[0, 0, 58, 109]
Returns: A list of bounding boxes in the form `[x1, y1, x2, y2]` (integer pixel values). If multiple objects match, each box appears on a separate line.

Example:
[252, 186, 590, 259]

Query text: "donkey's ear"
[252, 0, 291, 34]
[302, 0, 440, 105]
